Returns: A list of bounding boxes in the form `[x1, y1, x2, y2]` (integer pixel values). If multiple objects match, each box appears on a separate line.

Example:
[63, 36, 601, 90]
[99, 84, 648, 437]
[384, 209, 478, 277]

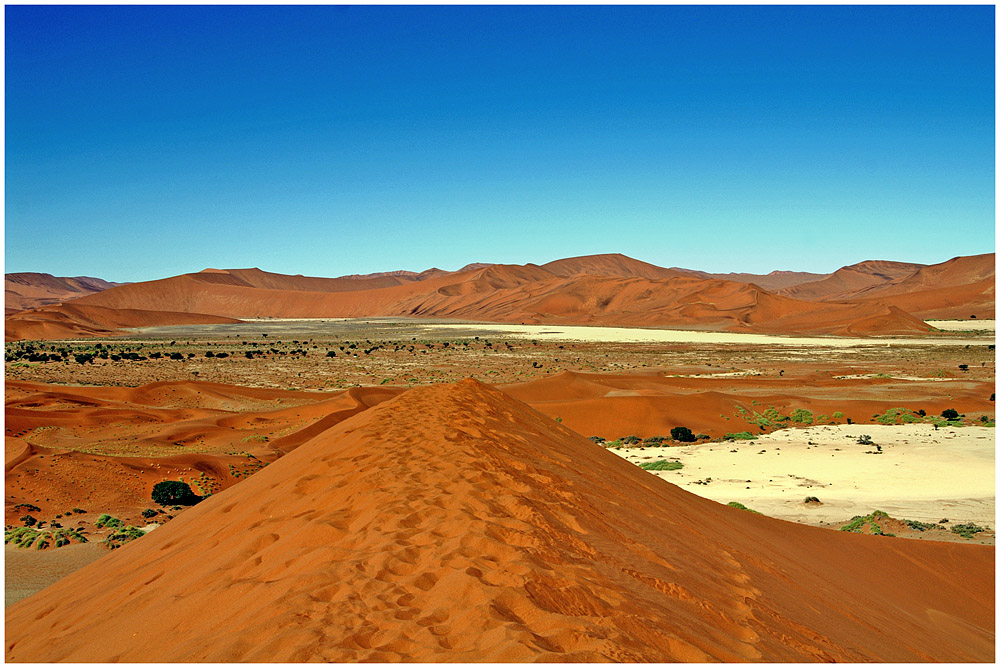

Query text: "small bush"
[621, 435, 641, 445]
[141, 508, 158, 519]
[789, 408, 813, 424]
[723, 431, 756, 440]
[857, 434, 874, 446]
[941, 408, 959, 420]
[670, 426, 696, 443]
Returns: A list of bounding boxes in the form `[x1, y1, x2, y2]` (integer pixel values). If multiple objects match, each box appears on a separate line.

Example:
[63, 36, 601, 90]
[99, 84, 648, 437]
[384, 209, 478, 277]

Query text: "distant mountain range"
[5, 252, 994, 341]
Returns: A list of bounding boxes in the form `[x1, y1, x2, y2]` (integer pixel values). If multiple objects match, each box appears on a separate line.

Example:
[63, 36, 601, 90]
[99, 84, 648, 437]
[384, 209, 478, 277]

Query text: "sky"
[5, 5, 995, 282]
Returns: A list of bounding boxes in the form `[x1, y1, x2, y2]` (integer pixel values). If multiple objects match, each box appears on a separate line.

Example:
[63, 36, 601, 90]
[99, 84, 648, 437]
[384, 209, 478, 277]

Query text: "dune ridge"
[5, 253, 992, 341]
[5, 272, 122, 314]
[5, 379, 993, 662]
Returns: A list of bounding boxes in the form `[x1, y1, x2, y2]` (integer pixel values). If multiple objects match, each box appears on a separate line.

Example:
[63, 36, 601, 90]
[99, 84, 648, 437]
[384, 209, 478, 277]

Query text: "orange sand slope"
[6, 380, 993, 662]
[502, 370, 995, 439]
[777, 260, 925, 301]
[5, 380, 402, 520]
[4, 272, 121, 314]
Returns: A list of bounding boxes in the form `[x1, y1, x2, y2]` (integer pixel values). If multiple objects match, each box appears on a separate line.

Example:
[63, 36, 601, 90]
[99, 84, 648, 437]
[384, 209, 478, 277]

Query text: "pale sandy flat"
[615, 424, 995, 527]
[425, 323, 993, 347]
[925, 319, 995, 331]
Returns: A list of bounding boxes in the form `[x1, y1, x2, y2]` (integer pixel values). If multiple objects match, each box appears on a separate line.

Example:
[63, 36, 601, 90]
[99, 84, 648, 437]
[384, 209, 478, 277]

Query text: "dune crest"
[5, 379, 993, 662]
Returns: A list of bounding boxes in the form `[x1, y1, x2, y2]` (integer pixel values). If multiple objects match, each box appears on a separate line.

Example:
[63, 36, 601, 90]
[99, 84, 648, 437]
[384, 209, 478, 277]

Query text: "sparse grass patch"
[723, 431, 756, 440]
[727, 501, 762, 514]
[841, 510, 894, 536]
[639, 460, 683, 471]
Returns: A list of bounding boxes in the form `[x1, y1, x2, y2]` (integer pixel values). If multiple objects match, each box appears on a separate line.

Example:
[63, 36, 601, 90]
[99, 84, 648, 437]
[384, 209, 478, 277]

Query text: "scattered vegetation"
[840, 510, 894, 537]
[726, 501, 762, 514]
[5, 526, 87, 550]
[723, 431, 756, 440]
[951, 523, 989, 539]
[638, 460, 683, 471]
[104, 524, 146, 550]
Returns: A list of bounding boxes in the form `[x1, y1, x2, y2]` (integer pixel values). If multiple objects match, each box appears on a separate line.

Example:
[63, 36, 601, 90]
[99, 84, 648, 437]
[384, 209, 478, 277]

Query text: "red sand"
[4, 273, 119, 314]
[7, 371, 993, 520]
[9, 252, 992, 341]
[5, 379, 993, 662]
[5, 380, 402, 522]
[777, 260, 924, 301]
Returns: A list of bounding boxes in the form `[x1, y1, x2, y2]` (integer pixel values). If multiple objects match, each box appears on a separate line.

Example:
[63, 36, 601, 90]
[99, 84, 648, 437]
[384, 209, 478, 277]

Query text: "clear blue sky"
[5, 5, 995, 282]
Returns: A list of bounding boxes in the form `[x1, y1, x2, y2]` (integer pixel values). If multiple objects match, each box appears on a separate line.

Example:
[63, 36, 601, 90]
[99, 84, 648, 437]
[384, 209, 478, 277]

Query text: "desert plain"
[4, 253, 996, 662]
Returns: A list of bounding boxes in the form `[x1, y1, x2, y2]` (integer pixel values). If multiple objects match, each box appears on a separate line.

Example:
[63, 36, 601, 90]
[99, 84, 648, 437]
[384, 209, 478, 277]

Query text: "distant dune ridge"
[4, 379, 993, 662]
[5, 252, 993, 341]
[4, 272, 124, 314]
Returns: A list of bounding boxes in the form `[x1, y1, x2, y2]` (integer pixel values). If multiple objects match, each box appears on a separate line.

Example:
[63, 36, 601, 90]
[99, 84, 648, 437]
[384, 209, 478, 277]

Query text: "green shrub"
[639, 460, 683, 471]
[141, 508, 158, 519]
[723, 431, 756, 440]
[832, 411, 844, 419]
[151, 480, 200, 506]
[95, 514, 123, 529]
[789, 408, 813, 424]
[841, 510, 891, 535]
[941, 408, 959, 420]
[670, 426, 696, 443]
[104, 525, 145, 550]
[951, 523, 989, 539]
[727, 502, 761, 514]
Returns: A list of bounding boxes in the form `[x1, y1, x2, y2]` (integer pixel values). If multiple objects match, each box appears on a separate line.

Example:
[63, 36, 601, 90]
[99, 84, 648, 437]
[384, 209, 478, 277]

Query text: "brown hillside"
[5, 273, 122, 314]
[5, 379, 992, 662]
[4, 254, 974, 341]
[4, 303, 239, 342]
[848, 254, 995, 319]
[542, 253, 685, 280]
[673, 268, 829, 291]
[777, 260, 924, 301]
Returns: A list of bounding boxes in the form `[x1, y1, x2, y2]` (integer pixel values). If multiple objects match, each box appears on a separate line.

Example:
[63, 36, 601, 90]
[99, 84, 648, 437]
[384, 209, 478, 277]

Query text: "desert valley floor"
[4, 314, 995, 662]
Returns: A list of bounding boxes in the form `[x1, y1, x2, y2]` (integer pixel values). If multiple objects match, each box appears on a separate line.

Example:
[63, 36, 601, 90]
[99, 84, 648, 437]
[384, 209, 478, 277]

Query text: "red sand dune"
[775, 254, 995, 319]
[4, 302, 239, 342]
[777, 260, 924, 301]
[673, 268, 829, 291]
[5, 272, 121, 314]
[503, 370, 995, 439]
[541, 253, 686, 280]
[848, 253, 996, 319]
[7, 371, 993, 519]
[5, 379, 993, 662]
[5, 380, 402, 521]
[6, 253, 992, 341]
